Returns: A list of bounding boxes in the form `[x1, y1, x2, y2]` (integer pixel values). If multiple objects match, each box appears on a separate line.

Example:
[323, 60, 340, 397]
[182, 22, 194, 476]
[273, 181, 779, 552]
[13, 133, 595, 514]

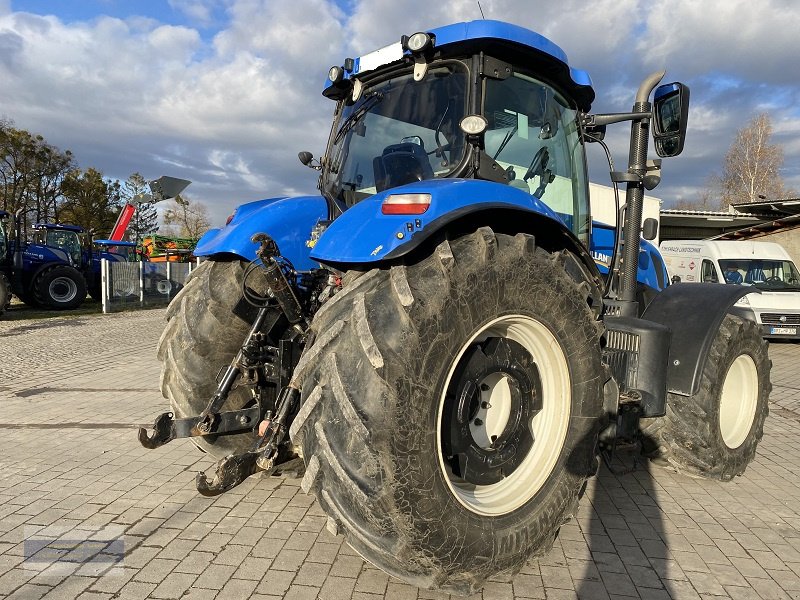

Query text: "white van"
[659, 240, 800, 339]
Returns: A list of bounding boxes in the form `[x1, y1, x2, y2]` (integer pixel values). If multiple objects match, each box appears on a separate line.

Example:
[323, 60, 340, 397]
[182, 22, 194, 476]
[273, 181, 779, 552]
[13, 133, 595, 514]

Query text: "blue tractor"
[0, 213, 89, 310]
[140, 21, 771, 593]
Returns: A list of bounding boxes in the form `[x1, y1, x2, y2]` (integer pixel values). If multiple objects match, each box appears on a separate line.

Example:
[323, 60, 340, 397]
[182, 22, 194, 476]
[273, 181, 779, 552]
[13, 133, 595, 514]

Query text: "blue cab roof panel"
[33, 223, 84, 232]
[325, 19, 595, 110]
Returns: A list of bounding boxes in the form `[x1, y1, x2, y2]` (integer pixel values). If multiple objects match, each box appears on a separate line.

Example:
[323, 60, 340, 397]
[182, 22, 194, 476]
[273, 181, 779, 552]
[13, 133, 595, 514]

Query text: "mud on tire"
[641, 315, 770, 481]
[291, 227, 605, 594]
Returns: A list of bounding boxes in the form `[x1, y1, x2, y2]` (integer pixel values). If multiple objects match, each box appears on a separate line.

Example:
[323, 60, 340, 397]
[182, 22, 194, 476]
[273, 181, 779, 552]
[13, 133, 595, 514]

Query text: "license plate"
[770, 326, 797, 335]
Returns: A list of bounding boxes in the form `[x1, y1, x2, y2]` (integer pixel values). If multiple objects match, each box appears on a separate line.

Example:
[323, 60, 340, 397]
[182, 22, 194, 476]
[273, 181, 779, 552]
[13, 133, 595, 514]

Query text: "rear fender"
[310, 178, 576, 266]
[194, 196, 327, 270]
[642, 282, 757, 396]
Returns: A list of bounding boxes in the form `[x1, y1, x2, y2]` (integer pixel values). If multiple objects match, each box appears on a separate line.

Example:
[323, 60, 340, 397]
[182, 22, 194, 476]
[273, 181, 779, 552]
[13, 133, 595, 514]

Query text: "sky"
[1, 0, 799, 227]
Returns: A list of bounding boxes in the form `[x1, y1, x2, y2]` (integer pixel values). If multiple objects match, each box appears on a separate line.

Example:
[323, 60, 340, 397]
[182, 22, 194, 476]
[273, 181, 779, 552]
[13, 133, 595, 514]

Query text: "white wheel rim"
[49, 277, 78, 303]
[437, 315, 571, 516]
[719, 354, 759, 449]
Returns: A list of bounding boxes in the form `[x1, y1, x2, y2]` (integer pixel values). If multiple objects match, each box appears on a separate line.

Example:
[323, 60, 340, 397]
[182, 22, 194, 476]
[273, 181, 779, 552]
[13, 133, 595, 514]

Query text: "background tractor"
[0, 175, 190, 313]
[1, 214, 90, 310]
[140, 20, 771, 594]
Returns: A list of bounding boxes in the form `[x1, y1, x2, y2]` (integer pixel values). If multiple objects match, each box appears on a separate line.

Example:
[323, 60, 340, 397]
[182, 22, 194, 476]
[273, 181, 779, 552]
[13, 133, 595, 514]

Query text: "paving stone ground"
[1, 308, 798, 600]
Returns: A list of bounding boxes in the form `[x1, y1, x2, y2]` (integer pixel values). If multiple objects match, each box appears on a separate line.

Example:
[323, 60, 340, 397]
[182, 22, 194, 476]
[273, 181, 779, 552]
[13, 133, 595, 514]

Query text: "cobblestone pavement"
[1, 309, 799, 600]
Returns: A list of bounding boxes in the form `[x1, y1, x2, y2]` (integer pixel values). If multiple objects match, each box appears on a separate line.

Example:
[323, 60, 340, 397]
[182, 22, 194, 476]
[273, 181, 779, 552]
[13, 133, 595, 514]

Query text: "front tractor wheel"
[642, 315, 770, 480]
[292, 228, 605, 594]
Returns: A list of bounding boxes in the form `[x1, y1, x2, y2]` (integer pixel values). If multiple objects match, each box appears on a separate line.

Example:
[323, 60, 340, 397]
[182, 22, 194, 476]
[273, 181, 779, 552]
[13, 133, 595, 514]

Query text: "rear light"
[225, 212, 236, 226]
[381, 193, 431, 215]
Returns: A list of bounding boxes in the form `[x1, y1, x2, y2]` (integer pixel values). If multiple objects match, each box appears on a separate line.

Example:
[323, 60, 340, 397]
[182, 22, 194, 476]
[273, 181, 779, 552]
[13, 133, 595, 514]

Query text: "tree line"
[0, 119, 209, 242]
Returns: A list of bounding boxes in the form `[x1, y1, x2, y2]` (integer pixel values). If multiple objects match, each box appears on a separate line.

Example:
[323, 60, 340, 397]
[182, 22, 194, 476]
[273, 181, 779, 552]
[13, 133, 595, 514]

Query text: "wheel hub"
[442, 337, 542, 485]
[49, 277, 78, 303]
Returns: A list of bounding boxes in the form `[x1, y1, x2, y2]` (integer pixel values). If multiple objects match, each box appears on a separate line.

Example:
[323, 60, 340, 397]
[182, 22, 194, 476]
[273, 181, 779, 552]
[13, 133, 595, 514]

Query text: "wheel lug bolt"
[480, 383, 490, 391]
[473, 418, 483, 426]
[481, 401, 491, 409]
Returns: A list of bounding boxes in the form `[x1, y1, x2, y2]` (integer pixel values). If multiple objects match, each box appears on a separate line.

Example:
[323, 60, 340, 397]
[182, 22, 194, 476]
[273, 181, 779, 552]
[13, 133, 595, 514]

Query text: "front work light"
[328, 66, 344, 83]
[405, 32, 432, 53]
[460, 115, 488, 136]
[381, 193, 431, 215]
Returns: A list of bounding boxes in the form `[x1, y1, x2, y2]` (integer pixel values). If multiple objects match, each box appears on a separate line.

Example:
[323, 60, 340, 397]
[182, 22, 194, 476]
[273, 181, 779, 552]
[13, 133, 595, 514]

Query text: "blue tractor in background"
[0, 212, 90, 310]
[141, 21, 771, 594]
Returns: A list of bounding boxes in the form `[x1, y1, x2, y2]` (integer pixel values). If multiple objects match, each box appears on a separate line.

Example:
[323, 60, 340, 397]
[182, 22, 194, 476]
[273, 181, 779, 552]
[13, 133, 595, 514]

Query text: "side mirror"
[652, 82, 690, 158]
[642, 217, 659, 241]
[298, 151, 322, 171]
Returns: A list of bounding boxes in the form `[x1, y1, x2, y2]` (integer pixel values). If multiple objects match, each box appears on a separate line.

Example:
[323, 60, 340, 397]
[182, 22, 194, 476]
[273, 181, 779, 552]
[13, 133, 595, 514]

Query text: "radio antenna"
[477, 0, 486, 19]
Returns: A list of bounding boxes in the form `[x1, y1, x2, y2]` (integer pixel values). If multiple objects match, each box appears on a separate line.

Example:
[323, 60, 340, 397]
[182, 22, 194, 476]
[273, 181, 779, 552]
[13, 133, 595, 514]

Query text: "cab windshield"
[483, 72, 589, 244]
[324, 62, 468, 207]
[719, 259, 800, 290]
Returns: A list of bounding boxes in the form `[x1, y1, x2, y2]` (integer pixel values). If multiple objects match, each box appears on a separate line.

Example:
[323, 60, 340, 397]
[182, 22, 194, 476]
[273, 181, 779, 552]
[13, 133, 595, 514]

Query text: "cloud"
[639, 0, 800, 85]
[0, 0, 798, 230]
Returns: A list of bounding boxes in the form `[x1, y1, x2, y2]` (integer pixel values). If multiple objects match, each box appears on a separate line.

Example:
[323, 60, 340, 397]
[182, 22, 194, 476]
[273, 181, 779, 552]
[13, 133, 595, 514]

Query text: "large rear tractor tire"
[157, 260, 281, 457]
[33, 265, 87, 310]
[292, 228, 605, 594]
[0, 271, 11, 316]
[641, 315, 770, 481]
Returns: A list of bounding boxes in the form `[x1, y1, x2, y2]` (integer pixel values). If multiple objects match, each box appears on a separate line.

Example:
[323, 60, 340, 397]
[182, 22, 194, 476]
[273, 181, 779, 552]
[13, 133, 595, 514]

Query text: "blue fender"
[194, 196, 327, 271]
[310, 179, 568, 265]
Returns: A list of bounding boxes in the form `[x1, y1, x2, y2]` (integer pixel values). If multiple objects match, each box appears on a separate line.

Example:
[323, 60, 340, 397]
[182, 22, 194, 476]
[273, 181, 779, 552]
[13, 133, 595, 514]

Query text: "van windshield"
[718, 259, 800, 290]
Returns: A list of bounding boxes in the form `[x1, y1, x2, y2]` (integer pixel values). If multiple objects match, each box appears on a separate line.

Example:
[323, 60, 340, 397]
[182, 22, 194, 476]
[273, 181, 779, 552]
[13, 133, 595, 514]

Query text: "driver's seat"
[373, 143, 434, 192]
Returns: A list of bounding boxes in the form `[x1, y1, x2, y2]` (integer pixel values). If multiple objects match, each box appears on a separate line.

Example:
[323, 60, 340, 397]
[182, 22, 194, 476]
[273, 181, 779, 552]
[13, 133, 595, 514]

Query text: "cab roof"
[325, 19, 595, 111]
[33, 223, 84, 233]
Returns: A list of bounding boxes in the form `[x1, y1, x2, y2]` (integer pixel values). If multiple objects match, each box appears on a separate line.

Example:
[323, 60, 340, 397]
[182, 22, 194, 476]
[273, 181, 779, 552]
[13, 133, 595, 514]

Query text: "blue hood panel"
[195, 196, 327, 270]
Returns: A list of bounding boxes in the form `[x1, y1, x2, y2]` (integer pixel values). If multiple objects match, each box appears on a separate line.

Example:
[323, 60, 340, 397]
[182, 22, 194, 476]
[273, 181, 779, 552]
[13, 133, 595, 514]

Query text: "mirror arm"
[583, 112, 651, 127]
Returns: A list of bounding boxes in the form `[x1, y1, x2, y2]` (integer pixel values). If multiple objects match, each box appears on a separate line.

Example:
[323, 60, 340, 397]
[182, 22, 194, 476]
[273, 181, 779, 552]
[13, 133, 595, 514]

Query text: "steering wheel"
[523, 147, 549, 182]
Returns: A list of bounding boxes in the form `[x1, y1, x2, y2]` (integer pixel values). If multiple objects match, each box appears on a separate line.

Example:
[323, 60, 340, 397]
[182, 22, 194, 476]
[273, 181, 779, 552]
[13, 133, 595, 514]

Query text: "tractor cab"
[317, 22, 594, 246]
[30, 223, 86, 267]
[92, 239, 138, 263]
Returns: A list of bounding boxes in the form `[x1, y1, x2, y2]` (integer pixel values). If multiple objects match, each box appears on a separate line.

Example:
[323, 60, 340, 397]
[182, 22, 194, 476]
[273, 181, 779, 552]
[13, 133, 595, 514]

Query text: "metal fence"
[100, 259, 200, 313]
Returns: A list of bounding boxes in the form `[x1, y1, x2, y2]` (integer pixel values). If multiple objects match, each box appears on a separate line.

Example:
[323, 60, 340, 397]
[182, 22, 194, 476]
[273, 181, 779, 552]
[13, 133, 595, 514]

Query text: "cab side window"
[701, 259, 718, 283]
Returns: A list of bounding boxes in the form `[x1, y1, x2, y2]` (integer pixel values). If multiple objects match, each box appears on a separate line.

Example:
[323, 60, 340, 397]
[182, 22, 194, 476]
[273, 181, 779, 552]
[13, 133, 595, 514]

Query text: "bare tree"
[0, 120, 73, 231]
[719, 113, 787, 207]
[162, 194, 211, 240]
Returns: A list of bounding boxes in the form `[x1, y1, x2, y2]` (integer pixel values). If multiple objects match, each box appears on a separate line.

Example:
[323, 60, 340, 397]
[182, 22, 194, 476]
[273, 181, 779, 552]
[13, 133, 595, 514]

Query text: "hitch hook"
[138, 412, 176, 449]
[195, 452, 262, 497]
